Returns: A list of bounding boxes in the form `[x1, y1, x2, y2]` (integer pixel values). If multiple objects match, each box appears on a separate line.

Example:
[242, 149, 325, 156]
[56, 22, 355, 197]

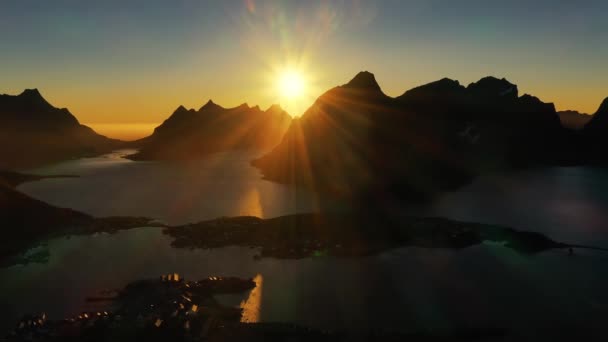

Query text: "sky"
[1, 0, 607, 140]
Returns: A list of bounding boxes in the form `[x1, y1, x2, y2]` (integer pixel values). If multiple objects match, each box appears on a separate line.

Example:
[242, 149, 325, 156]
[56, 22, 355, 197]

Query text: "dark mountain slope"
[582, 97, 608, 164]
[253, 72, 569, 200]
[129, 101, 292, 160]
[0, 89, 121, 170]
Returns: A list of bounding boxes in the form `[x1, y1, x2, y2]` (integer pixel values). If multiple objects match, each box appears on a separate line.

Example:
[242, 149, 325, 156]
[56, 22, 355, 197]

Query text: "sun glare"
[278, 71, 305, 99]
[265, 64, 318, 116]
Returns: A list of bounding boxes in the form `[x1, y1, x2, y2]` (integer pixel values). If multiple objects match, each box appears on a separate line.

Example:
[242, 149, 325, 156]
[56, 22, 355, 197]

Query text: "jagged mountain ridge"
[253, 71, 571, 199]
[128, 100, 292, 160]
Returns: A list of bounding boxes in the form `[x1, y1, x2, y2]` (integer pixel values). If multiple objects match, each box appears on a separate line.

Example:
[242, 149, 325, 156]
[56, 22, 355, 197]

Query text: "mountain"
[558, 110, 592, 130]
[0, 172, 92, 263]
[0, 89, 121, 170]
[253, 72, 569, 200]
[583, 97, 608, 135]
[128, 100, 292, 160]
[582, 97, 608, 164]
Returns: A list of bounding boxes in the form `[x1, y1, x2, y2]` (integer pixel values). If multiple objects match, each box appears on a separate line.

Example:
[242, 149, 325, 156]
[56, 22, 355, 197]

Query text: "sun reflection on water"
[240, 274, 263, 323]
[237, 187, 264, 218]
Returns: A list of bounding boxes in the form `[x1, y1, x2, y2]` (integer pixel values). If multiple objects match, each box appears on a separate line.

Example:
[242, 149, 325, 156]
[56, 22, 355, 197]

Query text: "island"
[164, 213, 572, 259]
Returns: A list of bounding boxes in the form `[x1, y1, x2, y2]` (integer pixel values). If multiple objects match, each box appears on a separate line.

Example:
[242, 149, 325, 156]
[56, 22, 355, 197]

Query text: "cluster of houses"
[7, 274, 254, 341]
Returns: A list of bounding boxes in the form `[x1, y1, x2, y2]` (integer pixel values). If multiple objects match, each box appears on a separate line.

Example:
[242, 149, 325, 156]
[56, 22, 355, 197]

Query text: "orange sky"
[1, 69, 604, 141]
[4, 68, 602, 141]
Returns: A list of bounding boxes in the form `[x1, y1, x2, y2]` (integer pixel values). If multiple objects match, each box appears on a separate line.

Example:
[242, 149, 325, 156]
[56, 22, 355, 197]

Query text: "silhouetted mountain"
[253, 72, 569, 200]
[582, 97, 608, 164]
[129, 101, 292, 160]
[343, 70, 385, 92]
[558, 110, 592, 130]
[0, 89, 121, 170]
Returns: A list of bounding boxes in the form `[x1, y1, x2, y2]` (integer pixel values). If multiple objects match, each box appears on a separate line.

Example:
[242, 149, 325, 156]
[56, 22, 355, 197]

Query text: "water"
[410, 167, 608, 246]
[1, 228, 607, 338]
[4, 152, 608, 338]
[18, 150, 326, 225]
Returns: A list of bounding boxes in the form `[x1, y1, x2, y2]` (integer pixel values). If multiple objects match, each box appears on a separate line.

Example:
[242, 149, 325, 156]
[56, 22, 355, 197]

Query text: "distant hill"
[253, 71, 570, 199]
[558, 110, 592, 130]
[128, 100, 292, 160]
[0, 89, 121, 170]
[582, 97, 608, 164]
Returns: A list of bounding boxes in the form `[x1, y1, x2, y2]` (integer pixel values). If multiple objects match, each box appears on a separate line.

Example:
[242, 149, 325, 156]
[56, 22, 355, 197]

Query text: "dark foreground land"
[6, 275, 506, 342]
[7, 274, 254, 341]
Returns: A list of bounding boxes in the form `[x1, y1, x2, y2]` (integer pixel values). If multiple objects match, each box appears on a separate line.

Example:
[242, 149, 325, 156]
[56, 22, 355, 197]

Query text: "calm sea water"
[19, 150, 325, 225]
[3, 151, 608, 339]
[410, 167, 608, 246]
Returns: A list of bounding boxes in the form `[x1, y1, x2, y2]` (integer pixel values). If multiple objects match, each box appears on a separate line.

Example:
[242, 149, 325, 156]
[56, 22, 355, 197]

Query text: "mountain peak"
[1, 88, 56, 112]
[18, 88, 50, 106]
[519, 94, 556, 113]
[20, 88, 42, 97]
[468, 76, 518, 99]
[399, 77, 463, 100]
[343, 71, 381, 91]
[200, 99, 223, 111]
[266, 104, 283, 112]
[265, 104, 291, 118]
[175, 105, 189, 113]
[437, 77, 460, 85]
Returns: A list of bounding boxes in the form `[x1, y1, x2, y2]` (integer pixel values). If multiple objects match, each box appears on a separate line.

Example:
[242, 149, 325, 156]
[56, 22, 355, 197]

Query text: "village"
[6, 273, 255, 341]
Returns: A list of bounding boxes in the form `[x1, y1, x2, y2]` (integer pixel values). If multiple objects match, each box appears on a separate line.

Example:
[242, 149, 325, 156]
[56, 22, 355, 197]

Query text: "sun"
[265, 64, 317, 116]
[278, 70, 305, 99]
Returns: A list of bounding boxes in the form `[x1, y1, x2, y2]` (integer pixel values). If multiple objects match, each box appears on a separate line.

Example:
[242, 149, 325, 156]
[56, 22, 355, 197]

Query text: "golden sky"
[2, 1, 607, 140]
